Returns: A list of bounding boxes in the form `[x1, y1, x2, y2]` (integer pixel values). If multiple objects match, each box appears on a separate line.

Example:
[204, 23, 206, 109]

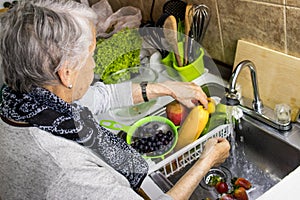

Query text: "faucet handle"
[274, 104, 291, 124]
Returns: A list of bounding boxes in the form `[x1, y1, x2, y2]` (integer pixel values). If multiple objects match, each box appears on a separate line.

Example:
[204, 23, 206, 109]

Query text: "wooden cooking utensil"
[163, 15, 183, 67]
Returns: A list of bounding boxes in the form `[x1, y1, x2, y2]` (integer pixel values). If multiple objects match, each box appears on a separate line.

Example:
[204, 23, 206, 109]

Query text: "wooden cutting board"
[233, 40, 300, 122]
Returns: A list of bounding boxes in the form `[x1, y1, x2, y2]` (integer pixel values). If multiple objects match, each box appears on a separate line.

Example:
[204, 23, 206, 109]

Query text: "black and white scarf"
[0, 86, 148, 190]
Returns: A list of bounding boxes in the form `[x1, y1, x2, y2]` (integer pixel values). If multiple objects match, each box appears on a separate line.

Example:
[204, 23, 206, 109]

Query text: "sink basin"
[233, 116, 300, 180]
[149, 82, 300, 199]
[164, 116, 300, 199]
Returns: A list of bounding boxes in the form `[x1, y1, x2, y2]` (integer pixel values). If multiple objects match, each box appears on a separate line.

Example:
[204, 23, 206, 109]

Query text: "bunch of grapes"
[131, 122, 174, 155]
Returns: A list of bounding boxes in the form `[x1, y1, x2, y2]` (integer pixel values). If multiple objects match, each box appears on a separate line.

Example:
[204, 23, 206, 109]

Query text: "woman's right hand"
[166, 137, 230, 200]
[199, 137, 231, 167]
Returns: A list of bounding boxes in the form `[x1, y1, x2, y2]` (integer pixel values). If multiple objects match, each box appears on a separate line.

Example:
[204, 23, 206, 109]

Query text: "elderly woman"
[0, 0, 230, 200]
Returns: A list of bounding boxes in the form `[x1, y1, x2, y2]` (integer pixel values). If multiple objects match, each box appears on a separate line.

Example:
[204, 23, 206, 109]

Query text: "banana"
[175, 106, 209, 151]
[193, 106, 210, 139]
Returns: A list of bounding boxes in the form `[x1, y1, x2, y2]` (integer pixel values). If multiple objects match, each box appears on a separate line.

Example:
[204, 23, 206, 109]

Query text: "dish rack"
[148, 124, 233, 178]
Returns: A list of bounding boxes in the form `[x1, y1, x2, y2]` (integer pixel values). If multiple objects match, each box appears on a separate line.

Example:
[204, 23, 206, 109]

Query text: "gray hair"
[0, 0, 98, 92]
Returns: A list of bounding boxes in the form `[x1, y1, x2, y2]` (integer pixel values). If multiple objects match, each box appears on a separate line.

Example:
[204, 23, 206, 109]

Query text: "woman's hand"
[158, 81, 208, 108]
[199, 137, 231, 167]
[132, 81, 208, 108]
[166, 137, 230, 200]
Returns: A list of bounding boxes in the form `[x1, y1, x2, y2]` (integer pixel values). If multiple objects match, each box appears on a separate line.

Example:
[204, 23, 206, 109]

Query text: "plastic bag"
[90, 0, 142, 38]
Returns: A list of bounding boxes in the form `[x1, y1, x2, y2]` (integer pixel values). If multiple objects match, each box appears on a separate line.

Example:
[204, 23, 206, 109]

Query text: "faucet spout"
[223, 60, 292, 131]
[229, 60, 264, 113]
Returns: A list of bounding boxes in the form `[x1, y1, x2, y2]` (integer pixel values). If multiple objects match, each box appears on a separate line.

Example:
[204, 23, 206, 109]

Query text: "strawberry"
[215, 181, 229, 194]
[233, 187, 249, 200]
[232, 177, 252, 190]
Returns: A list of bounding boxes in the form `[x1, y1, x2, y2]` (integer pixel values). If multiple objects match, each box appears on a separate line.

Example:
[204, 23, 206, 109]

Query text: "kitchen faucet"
[221, 60, 292, 131]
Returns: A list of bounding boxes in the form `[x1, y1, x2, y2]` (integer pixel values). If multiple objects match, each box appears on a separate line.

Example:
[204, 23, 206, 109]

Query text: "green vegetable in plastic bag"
[94, 28, 142, 84]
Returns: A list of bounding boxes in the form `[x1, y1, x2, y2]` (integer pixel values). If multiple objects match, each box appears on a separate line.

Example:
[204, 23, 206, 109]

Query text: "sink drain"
[199, 166, 232, 191]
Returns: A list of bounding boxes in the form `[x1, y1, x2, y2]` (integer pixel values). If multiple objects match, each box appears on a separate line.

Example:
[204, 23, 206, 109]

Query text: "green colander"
[100, 116, 179, 159]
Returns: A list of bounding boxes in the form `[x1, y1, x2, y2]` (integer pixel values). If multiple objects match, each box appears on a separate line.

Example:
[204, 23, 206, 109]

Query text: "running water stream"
[222, 105, 281, 199]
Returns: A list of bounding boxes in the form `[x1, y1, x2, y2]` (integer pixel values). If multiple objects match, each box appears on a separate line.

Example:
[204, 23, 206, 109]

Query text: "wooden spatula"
[163, 15, 183, 67]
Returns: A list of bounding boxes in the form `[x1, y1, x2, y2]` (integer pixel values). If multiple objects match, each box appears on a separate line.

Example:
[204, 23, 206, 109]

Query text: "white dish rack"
[148, 124, 233, 178]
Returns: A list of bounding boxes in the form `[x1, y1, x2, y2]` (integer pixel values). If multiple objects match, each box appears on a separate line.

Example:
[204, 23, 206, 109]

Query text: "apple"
[166, 100, 188, 126]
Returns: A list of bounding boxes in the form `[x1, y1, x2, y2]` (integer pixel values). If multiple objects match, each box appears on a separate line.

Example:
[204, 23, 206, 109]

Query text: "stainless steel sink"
[233, 116, 300, 180]
[149, 83, 300, 200]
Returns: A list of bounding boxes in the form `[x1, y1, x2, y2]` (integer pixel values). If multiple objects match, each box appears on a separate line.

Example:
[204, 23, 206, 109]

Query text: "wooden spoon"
[163, 15, 183, 67]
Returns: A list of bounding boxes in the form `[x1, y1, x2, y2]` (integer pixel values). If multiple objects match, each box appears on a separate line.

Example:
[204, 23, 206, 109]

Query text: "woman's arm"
[166, 138, 230, 200]
[132, 81, 208, 109]
[78, 80, 208, 115]
[77, 81, 134, 114]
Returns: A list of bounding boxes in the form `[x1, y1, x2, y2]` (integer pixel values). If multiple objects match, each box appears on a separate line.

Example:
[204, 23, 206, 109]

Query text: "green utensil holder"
[161, 42, 205, 82]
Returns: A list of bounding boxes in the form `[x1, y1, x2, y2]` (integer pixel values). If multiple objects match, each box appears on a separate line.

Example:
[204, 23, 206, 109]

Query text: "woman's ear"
[57, 67, 76, 89]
